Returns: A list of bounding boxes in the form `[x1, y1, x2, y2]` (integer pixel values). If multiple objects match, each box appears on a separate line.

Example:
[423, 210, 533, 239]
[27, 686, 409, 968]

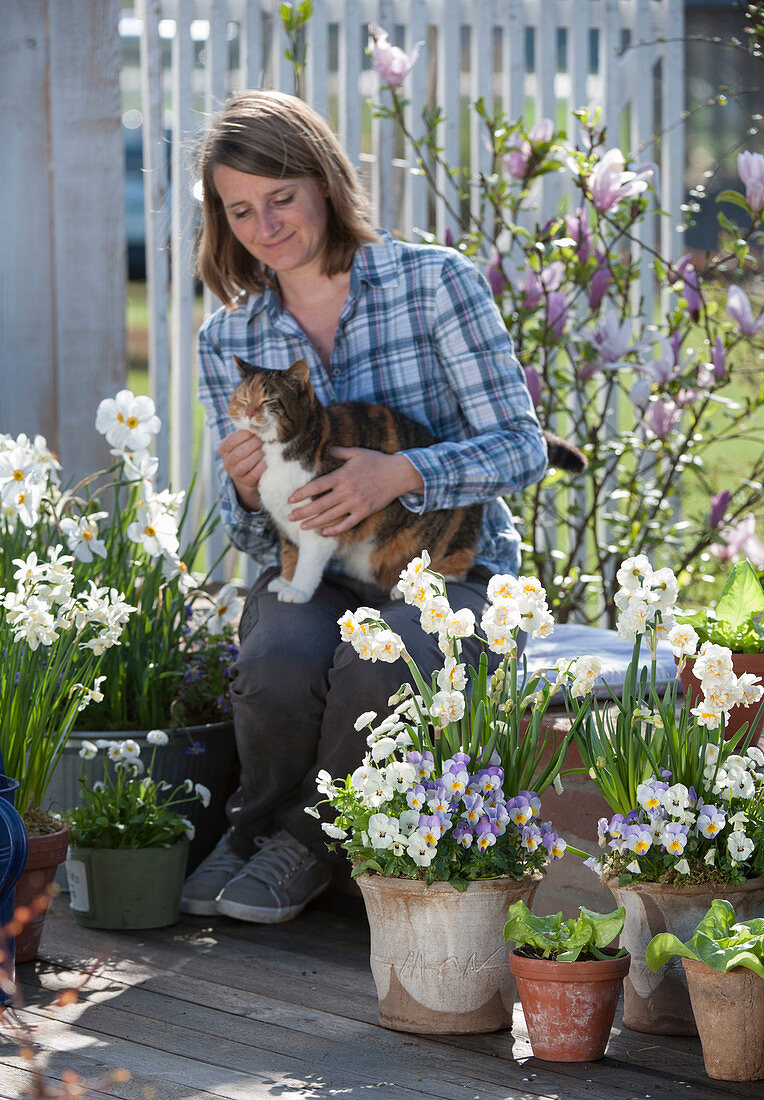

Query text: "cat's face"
[229, 358, 313, 442]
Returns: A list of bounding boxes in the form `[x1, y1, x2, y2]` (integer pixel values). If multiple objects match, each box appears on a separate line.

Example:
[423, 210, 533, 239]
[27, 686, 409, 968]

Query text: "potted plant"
[575, 554, 764, 1035]
[0, 756, 29, 1006]
[674, 559, 764, 740]
[503, 899, 630, 1061]
[64, 732, 210, 929]
[0, 541, 134, 960]
[308, 554, 599, 1035]
[646, 899, 764, 1081]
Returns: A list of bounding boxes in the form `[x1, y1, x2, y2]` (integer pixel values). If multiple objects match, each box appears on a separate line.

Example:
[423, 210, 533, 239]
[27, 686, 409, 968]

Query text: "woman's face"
[213, 165, 330, 278]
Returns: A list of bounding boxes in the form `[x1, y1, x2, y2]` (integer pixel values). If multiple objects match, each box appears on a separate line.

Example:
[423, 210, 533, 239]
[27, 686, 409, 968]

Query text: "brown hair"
[196, 90, 378, 307]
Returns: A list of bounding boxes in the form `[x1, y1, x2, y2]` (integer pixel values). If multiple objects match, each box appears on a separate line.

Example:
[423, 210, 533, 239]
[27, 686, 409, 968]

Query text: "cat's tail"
[542, 430, 588, 474]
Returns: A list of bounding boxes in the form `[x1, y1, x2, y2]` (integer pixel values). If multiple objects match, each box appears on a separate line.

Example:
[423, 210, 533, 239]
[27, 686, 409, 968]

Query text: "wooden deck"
[1, 889, 760, 1100]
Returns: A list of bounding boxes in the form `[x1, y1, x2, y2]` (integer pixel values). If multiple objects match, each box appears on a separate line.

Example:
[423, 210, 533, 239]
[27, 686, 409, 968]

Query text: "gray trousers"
[225, 564, 505, 861]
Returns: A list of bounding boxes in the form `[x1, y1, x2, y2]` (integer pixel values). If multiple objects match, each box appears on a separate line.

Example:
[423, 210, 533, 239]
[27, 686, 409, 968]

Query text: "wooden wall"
[0, 0, 126, 483]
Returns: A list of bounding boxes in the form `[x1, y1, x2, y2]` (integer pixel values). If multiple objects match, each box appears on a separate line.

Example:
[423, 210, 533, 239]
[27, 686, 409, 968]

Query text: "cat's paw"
[277, 583, 313, 603]
[267, 576, 289, 594]
[388, 584, 404, 601]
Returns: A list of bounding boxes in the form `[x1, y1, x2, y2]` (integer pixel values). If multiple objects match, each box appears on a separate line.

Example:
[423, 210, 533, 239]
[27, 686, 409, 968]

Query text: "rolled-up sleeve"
[399, 253, 547, 513]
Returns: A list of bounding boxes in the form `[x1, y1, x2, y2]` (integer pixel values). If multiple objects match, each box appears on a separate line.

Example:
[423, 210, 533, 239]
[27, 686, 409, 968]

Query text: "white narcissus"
[95, 389, 161, 451]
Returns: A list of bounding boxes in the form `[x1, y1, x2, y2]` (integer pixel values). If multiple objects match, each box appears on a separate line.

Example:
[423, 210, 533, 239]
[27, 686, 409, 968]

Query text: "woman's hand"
[219, 429, 266, 512]
[288, 447, 424, 535]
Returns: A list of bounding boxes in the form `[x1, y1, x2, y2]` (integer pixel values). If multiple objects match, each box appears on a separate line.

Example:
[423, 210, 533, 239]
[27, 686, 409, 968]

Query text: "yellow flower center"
[179, 561, 188, 573]
[17, 491, 25, 504]
[82, 529, 93, 540]
[117, 412, 125, 423]
[13, 469, 24, 481]
[144, 524, 156, 537]
[127, 416, 139, 428]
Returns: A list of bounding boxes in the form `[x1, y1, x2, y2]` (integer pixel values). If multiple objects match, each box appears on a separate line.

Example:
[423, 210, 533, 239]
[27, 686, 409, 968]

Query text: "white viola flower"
[738, 674, 764, 708]
[389, 833, 407, 857]
[667, 624, 699, 658]
[95, 390, 161, 450]
[362, 775, 394, 808]
[322, 822, 348, 840]
[728, 830, 755, 862]
[674, 858, 691, 877]
[727, 769, 755, 800]
[487, 574, 520, 602]
[368, 813, 396, 850]
[397, 808, 420, 837]
[195, 783, 211, 808]
[354, 710, 378, 731]
[616, 554, 653, 590]
[370, 736, 397, 762]
[419, 595, 452, 635]
[445, 607, 475, 639]
[694, 642, 734, 681]
[730, 810, 749, 829]
[146, 729, 169, 746]
[746, 746, 764, 768]
[406, 833, 435, 867]
[206, 584, 243, 636]
[661, 783, 691, 817]
[78, 740, 98, 760]
[704, 848, 716, 866]
[371, 629, 406, 663]
[59, 512, 109, 563]
[315, 770, 334, 796]
[350, 760, 380, 791]
[429, 689, 465, 725]
[437, 656, 468, 693]
[385, 761, 417, 792]
[127, 501, 179, 558]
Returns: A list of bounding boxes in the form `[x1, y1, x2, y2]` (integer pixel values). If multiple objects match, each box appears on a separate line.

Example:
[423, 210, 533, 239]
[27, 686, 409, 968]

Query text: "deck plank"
[0, 891, 756, 1099]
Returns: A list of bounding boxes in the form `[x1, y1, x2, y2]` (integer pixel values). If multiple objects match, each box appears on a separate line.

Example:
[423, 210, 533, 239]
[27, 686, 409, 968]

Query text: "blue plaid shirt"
[197, 232, 547, 580]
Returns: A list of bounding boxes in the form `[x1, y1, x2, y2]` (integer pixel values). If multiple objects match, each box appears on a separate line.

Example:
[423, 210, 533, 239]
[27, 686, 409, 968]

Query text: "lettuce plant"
[502, 899, 627, 961]
[646, 898, 764, 977]
[676, 560, 764, 654]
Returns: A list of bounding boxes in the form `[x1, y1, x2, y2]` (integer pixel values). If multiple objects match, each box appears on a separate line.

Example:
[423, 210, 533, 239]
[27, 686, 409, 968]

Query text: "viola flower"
[367, 23, 423, 87]
[475, 819, 498, 851]
[660, 821, 689, 855]
[368, 813, 396, 849]
[737, 151, 764, 213]
[727, 285, 764, 336]
[624, 824, 653, 855]
[452, 823, 474, 848]
[587, 148, 653, 212]
[406, 783, 427, 812]
[406, 832, 435, 867]
[95, 389, 161, 451]
[727, 830, 755, 862]
[697, 805, 725, 838]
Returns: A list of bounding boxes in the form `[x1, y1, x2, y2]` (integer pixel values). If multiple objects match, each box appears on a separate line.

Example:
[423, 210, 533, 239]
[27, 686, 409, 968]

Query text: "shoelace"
[196, 842, 246, 875]
[235, 834, 309, 886]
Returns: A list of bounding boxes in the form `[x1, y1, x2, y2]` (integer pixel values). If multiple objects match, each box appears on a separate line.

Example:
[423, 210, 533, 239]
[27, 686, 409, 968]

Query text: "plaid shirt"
[197, 232, 547, 579]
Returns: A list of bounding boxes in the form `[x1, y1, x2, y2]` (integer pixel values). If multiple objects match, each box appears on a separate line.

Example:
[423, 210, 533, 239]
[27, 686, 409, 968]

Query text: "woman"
[181, 90, 547, 924]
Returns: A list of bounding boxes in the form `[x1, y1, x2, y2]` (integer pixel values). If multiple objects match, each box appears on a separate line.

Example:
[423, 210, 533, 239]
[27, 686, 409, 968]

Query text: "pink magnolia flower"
[588, 253, 612, 310]
[643, 399, 683, 439]
[519, 261, 563, 310]
[672, 255, 702, 320]
[592, 307, 639, 371]
[709, 489, 731, 530]
[710, 514, 764, 569]
[564, 208, 592, 263]
[486, 254, 508, 296]
[523, 364, 542, 407]
[588, 148, 653, 212]
[504, 118, 554, 179]
[727, 285, 764, 336]
[711, 337, 727, 381]
[546, 290, 568, 338]
[367, 23, 422, 87]
[738, 151, 764, 213]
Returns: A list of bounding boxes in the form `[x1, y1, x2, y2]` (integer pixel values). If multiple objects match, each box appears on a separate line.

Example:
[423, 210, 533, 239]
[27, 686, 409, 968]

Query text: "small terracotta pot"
[510, 949, 630, 1061]
[14, 824, 69, 962]
[677, 652, 764, 746]
[683, 959, 764, 1081]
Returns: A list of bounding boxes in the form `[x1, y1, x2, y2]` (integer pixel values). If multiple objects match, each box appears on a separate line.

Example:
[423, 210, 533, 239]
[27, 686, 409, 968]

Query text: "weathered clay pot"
[357, 874, 540, 1034]
[682, 958, 764, 1081]
[510, 949, 631, 1061]
[678, 652, 764, 746]
[605, 875, 764, 1035]
[14, 824, 70, 962]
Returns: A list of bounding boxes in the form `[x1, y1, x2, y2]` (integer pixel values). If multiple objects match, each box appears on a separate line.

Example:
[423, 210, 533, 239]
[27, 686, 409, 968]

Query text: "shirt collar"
[244, 230, 400, 321]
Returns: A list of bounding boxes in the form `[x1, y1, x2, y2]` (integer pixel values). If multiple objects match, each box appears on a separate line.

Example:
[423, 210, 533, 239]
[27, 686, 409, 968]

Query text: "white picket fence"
[131, 0, 685, 584]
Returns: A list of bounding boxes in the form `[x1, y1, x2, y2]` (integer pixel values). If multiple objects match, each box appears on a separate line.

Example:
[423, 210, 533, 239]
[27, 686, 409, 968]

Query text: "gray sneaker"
[180, 836, 247, 916]
[214, 831, 331, 924]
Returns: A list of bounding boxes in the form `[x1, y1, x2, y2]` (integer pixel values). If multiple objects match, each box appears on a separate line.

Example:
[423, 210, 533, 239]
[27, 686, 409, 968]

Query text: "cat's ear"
[233, 355, 258, 380]
[285, 359, 311, 388]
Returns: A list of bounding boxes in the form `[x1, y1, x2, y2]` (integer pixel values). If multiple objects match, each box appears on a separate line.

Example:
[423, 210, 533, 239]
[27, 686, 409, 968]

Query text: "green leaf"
[715, 560, 764, 634]
[716, 189, 753, 213]
[579, 905, 626, 949]
[645, 932, 698, 972]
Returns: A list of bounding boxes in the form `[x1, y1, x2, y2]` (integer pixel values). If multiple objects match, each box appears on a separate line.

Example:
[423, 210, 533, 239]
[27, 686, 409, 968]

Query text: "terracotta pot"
[605, 875, 764, 1035]
[357, 873, 540, 1034]
[67, 840, 189, 930]
[510, 949, 631, 1061]
[682, 958, 764, 1081]
[678, 652, 764, 745]
[14, 824, 69, 962]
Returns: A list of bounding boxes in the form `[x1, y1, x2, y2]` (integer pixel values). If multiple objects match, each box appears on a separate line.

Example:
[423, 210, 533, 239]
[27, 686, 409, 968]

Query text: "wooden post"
[0, 0, 126, 483]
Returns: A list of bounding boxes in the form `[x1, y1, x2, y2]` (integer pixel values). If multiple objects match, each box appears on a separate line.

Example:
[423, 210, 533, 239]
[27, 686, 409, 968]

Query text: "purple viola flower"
[452, 823, 474, 848]
[426, 785, 451, 814]
[710, 489, 731, 530]
[185, 741, 206, 756]
[517, 790, 542, 817]
[697, 804, 726, 838]
[507, 794, 534, 827]
[461, 792, 484, 825]
[475, 818, 499, 851]
[661, 821, 690, 855]
[521, 822, 543, 852]
[485, 802, 510, 836]
[608, 813, 628, 840]
[406, 750, 435, 780]
[478, 767, 503, 796]
[624, 823, 652, 855]
[597, 816, 610, 846]
[451, 751, 471, 767]
[406, 783, 427, 811]
[418, 814, 446, 847]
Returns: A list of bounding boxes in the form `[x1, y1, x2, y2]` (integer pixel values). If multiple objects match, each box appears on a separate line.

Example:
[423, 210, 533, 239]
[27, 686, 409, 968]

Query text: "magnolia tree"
[366, 23, 764, 624]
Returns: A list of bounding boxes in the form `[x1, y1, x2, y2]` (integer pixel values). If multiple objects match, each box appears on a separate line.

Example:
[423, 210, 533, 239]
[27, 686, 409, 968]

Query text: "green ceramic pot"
[66, 839, 189, 929]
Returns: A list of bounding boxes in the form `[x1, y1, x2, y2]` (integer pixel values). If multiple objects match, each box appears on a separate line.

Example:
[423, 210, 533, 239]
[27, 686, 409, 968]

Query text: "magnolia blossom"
[95, 390, 161, 451]
[504, 118, 554, 178]
[738, 150, 764, 213]
[709, 489, 731, 530]
[486, 254, 508, 296]
[671, 255, 702, 319]
[727, 285, 764, 337]
[710, 513, 764, 569]
[587, 148, 653, 212]
[591, 308, 640, 372]
[367, 23, 422, 87]
[588, 253, 613, 310]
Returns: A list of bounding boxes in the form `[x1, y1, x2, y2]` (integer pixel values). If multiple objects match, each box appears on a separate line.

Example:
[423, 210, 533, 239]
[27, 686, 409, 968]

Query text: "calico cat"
[229, 357, 585, 603]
